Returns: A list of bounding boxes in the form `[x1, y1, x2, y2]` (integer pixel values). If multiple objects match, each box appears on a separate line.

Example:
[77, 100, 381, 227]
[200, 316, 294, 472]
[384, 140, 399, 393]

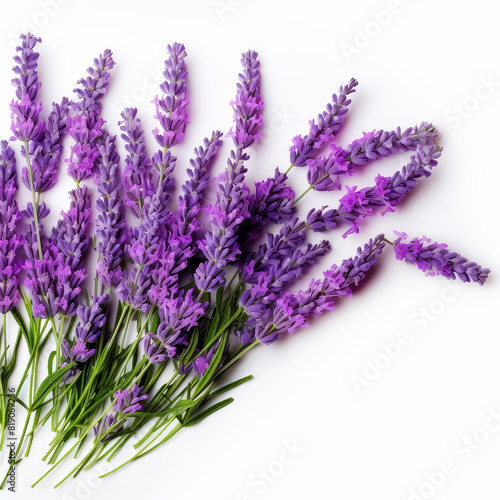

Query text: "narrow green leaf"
[184, 397, 234, 427]
[31, 363, 76, 411]
[206, 375, 253, 401]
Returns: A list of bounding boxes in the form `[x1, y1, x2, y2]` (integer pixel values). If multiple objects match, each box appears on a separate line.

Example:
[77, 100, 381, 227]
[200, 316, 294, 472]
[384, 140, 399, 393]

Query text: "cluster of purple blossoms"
[10, 34, 69, 192]
[289, 78, 358, 168]
[241, 168, 296, 243]
[143, 289, 208, 364]
[148, 131, 224, 307]
[393, 232, 490, 284]
[238, 217, 331, 314]
[60, 294, 109, 383]
[120, 108, 154, 219]
[95, 132, 126, 290]
[195, 50, 262, 293]
[180, 341, 221, 379]
[66, 50, 114, 182]
[0, 142, 24, 314]
[238, 235, 386, 346]
[94, 384, 148, 439]
[228, 50, 263, 148]
[118, 44, 191, 311]
[23, 185, 91, 319]
[306, 144, 442, 237]
[306, 122, 437, 191]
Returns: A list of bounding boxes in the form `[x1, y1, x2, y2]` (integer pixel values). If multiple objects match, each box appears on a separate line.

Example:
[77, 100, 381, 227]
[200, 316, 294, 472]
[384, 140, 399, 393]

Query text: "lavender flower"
[21, 98, 70, 193]
[290, 78, 358, 168]
[10, 34, 44, 143]
[195, 146, 250, 293]
[50, 186, 92, 316]
[119, 46, 193, 310]
[228, 50, 263, 149]
[10, 34, 70, 192]
[143, 289, 207, 364]
[305, 145, 442, 236]
[94, 385, 148, 439]
[151, 43, 189, 196]
[393, 232, 490, 285]
[120, 108, 154, 219]
[67, 50, 115, 181]
[241, 168, 296, 243]
[238, 235, 385, 346]
[306, 122, 437, 191]
[95, 132, 126, 289]
[60, 294, 109, 384]
[0, 142, 24, 314]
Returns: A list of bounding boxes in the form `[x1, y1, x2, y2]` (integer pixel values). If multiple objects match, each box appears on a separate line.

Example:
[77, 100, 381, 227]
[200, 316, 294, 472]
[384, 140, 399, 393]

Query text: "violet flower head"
[95, 132, 126, 289]
[11, 35, 70, 192]
[151, 43, 189, 200]
[148, 132, 223, 306]
[241, 168, 296, 243]
[120, 107, 154, 218]
[94, 384, 148, 439]
[11, 33, 42, 102]
[0, 141, 25, 313]
[67, 49, 115, 181]
[228, 50, 263, 149]
[238, 234, 385, 347]
[393, 232, 490, 285]
[306, 122, 437, 192]
[60, 293, 110, 384]
[290, 78, 358, 167]
[22, 97, 70, 193]
[194, 146, 250, 292]
[10, 34, 45, 143]
[50, 186, 92, 316]
[152, 43, 189, 150]
[144, 289, 207, 364]
[329, 144, 442, 238]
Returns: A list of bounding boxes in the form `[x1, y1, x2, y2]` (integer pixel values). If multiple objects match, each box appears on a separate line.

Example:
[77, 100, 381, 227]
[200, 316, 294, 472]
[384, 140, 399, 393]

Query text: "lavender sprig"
[392, 232, 490, 285]
[289, 78, 358, 169]
[195, 51, 262, 292]
[306, 122, 437, 191]
[306, 144, 442, 237]
[95, 133, 126, 290]
[67, 50, 114, 182]
[120, 108, 154, 219]
[0, 142, 24, 313]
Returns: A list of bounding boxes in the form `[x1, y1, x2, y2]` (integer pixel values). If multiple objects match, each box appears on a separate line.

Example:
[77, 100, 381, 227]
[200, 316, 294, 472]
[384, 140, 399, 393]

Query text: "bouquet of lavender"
[0, 33, 490, 488]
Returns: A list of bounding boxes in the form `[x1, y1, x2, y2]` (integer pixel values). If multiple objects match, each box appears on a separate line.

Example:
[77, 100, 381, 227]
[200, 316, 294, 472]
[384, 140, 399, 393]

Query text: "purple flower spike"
[239, 234, 385, 346]
[60, 294, 110, 384]
[144, 289, 207, 364]
[11, 33, 42, 102]
[0, 141, 25, 314]
[120, 108, 154, 219]
[195, 146, 251, 292]
[328, 144, 442, 238]
[241, 168, 296, 243]
[21, 97, 70, 193]
[50, 186, 92, 316]
[67, 49, 115, 181]
[290, 78, 358, 168]
[95, 132, 126, 289]
[152, 43, 189, 150]
[151, 43, 189, 198]
[393, 232, 490, 285]
[94, 384, 148, 439]
[306, 123, 437, 191]
[228, 50, 263, 149]
[11, 35, 70, 192]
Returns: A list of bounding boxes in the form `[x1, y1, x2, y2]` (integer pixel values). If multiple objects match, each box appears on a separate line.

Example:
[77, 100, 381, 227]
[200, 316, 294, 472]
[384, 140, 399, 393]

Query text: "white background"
[0, 0, 499, 499]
